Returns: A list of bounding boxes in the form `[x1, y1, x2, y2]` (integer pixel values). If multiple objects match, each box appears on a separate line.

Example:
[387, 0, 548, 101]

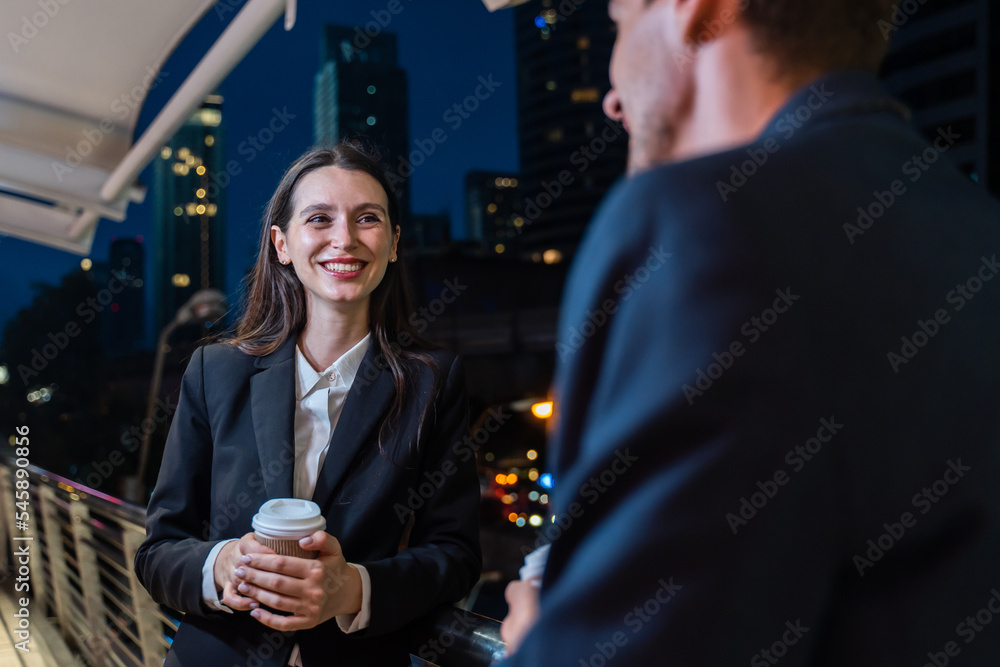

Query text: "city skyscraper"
[152, 95, 226, 337]
[514, 1, 626, 260]
[409, 212, 452, 250]
[880, 0, 1000, 195]
[103, 237, 145, 355]
[466, 171, 523, 256]
[314, 25, 411, 223]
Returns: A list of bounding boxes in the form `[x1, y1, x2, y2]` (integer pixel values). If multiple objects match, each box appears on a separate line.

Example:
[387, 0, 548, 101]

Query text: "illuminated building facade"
[152, 95, 226, 336]
[103, 237, 145, 355]
[314, 25, 411, 223]
[514, 1, 626, 261]
[466, 171, 523, 256]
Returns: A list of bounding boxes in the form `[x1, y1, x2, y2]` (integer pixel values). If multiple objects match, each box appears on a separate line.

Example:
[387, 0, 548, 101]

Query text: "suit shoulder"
[197, 340, 259, 373]
[415, 347, 461, 378]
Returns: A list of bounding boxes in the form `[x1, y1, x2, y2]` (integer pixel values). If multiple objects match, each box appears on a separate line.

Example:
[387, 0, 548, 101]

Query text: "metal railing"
[0, 459, 504, 667]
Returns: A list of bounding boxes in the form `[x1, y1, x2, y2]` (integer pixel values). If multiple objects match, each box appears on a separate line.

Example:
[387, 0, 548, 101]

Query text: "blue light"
[534, 15, 546, 28]
[539, 473, 554, 489]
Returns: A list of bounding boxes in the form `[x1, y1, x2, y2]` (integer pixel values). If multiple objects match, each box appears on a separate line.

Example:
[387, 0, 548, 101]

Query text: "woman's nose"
[328, 218, 357, 249]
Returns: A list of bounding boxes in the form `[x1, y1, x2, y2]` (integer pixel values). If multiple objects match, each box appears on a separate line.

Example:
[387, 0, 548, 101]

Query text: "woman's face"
[272, 165, 399, 317]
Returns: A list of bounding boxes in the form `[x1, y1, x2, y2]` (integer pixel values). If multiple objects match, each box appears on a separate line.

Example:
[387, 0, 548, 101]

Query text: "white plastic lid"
[251, 498, 326, 539]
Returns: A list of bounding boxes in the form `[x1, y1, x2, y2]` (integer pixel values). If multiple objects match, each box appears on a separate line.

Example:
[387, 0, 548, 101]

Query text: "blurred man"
[501, 0, 1000, 664]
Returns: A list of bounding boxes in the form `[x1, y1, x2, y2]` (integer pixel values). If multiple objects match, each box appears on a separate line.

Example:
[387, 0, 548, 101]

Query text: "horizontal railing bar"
[105, 610, 142, 647]
[154, 609, 180, 632]
[88, 538, 130, 576]
[105, 632, 142, 667]
[99, 565, 134, 597]
[102, 589, 137, 620]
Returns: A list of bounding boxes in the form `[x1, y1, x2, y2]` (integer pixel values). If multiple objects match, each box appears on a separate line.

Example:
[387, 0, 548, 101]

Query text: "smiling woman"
[134, 140, 482, 666]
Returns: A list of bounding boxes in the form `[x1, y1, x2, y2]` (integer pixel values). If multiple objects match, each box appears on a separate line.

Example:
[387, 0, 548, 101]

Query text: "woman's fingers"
[238, 532, 276, 556]
[220, 581, 257, 611]
[249, 606, 303, 632]
[237, 581, 306, 615]
[240, 553, 320, 578]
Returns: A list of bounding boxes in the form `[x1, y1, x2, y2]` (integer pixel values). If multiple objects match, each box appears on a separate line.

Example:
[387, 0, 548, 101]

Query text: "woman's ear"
[271, 225, 287, 263]
[392, 225, 401, 258]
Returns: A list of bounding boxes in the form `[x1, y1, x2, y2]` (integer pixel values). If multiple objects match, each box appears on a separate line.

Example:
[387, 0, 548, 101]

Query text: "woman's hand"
[234, 531, 363, 631]
[214, 533, 276, 611]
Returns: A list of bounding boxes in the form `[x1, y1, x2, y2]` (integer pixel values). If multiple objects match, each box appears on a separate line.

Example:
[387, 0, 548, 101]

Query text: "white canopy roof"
[0, 0, 294, 254]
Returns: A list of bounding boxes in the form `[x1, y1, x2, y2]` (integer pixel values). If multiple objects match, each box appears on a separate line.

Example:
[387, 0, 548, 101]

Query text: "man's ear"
[677, 0, 742, 50]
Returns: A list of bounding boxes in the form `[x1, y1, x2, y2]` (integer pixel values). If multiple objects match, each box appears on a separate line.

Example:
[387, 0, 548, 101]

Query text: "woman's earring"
[390, 257, 397, 263]
[281, 259, 289, 265]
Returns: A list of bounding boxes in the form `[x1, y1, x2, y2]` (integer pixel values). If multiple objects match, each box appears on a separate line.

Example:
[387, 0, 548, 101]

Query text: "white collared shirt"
[200, 334, 373, 665]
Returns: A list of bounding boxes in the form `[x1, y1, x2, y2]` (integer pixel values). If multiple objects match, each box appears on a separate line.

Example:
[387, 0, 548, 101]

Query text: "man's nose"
[603, 86, 624, 123]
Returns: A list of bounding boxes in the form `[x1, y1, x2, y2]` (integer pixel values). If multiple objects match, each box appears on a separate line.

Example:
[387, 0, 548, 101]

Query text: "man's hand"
[501, 579, 541, 656]
[234, 531, 363, 631]
[215, 533, 276, 611]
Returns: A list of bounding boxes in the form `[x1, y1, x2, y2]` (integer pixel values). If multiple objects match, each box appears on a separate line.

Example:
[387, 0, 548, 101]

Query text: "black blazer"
[502, 70, 1000, 665]
[134, 336, 482, 666]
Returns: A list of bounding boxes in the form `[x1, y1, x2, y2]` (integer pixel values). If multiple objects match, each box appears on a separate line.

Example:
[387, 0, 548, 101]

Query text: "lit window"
[207, 204, 218, 216]
[172, 273, 191, 288]
[173, 206, 183, 216]
[205, 135, 215, 146]
[177, 147, 190, 160]
[196, 204, 207, 215]
[196, 188, 206, 199]
[186, 203, 197, 216]
[196, 165, 206, 176]
[542, 249, 563, 265]
[198, 109, 222, 127]
[571, 88, 601, 103]
[495, 243, 506, 254]
[487, 203, 498, 214]
[80, 258, 92, 271]
[160, 147, 172, 160]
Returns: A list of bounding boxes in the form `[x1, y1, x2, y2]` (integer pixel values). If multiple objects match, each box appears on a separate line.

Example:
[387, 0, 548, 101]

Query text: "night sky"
[0, 1, 520, 340]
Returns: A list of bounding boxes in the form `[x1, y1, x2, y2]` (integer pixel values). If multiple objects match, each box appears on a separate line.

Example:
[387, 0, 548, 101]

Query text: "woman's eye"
[307, 215, 329, 223]
[359, 214, 381, 224]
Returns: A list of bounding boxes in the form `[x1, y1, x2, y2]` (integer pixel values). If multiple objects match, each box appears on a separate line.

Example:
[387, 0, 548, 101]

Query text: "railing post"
[39, 485, 70, 632]
[0, 464, 11, 576]
[122, 525, 166, 667]
[68, 499, 109, 663]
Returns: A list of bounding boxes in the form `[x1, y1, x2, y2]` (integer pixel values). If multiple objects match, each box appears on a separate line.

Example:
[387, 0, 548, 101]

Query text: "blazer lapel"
[250, 336, 297, 499]
[311, 342, 395, 509]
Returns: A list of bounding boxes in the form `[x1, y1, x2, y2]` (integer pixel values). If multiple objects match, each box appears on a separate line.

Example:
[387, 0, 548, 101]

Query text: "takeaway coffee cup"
[251, 498, 326, 559]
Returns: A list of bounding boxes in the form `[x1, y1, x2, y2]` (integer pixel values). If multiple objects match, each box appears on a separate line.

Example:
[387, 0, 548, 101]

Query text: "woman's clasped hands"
[214, 531, 363, 631]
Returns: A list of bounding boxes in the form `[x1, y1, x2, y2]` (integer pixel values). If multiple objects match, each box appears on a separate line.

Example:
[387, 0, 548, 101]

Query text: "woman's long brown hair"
[223, 140, 439, 450]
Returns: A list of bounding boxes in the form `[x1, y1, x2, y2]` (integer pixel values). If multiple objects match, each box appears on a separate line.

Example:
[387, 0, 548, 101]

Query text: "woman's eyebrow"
[299, 202, 332, 218]
[298, 202, 386, 217]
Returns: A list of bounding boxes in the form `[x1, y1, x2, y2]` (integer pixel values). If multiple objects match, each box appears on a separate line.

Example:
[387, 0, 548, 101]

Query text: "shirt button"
[328, 372, 336, 382]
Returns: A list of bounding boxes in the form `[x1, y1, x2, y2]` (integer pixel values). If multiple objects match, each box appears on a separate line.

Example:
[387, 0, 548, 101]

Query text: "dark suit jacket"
[503, 70, 1000, 665]
[134, 336, 482, 666]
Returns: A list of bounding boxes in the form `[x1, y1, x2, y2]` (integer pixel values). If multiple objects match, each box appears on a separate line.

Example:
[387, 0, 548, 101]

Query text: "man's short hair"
[740, 0, 896, 73]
